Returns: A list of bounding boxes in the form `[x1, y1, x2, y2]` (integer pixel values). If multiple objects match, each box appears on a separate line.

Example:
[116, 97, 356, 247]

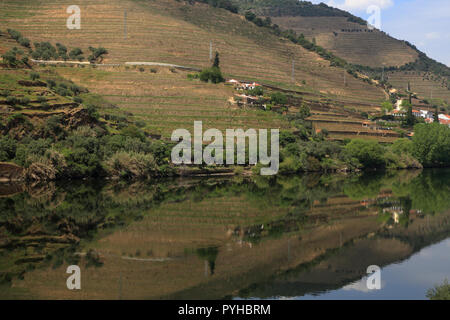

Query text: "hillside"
[234, 0, 450, 104]
[0, 0, 448, 146]
[0, 0, 385, 105]
[0, 0, 399, 144]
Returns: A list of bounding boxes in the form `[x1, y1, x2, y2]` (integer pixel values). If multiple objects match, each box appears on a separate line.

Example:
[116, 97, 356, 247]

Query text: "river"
[0, 169, 449, 299]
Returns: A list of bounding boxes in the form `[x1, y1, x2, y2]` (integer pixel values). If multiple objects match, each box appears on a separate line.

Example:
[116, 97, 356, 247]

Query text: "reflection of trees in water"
[196, 247, 219, 276]
[0, 169, 449, 287]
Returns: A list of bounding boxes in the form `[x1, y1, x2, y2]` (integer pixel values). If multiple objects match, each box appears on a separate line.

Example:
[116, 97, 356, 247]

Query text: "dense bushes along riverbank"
[1, 119, 449, 181]
[0, 123, 175, 181]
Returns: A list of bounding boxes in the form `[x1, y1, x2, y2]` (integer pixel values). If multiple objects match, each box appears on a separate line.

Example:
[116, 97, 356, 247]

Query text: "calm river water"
[0, 169, 449, 299]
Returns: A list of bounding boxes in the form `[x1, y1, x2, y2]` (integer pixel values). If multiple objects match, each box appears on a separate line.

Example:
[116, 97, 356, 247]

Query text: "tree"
[344, 139, 385, 168]
[270, 92, 288, 105]
[69, 48, 84, 61]
[391, 138, 413, 155]
[88, 47, 108, 63]
[412, 123, 450, 167]
[30, 72, 40, 81]
[381, 101, 393, 114]
[298, 103, 311, 119]
[403, 106, 416, 127]
[1, 50, 19, 67]
[244, 11, 256, 22]
[427, 279, 450, 300]
[212, 51, 220, 68]
[434, 105, 439, 123]
[199, 67, 224, 84]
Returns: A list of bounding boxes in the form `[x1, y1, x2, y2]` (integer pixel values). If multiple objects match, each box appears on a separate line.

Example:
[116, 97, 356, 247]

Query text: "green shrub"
[2, 50, 19, 67]
[19, 97, 30, 105]
[85, 104, 100, 120]
[120, 125, 145, 141]
[0, 89, 11, 97]
[46, 79, 56, 88]
[247, 86, 264, 96]
[69, 48, 84, 61]
[7, 29, 22, 41]
[87, 47, 108, 63]
[18, 37, 31, 48]
[427, 279, 450, 300]
[0, 136, 17, 161]
[270, 92, 288, 105]
[30, 72, 40, 80]
[413, 123, 450, 167]
[40, 102, 51, 110]
[106, 152, 158, 179]
[6, 96, 19, 105]
[199, 67, 224, 84]
[14, 138, 52, 166]
[344, 139, 385, 169]
[390, 138, 413, 155]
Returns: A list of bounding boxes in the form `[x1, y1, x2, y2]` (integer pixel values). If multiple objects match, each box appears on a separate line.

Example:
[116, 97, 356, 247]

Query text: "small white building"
[227, 79, 240, 86]
[241, 82, 261, 90]
[419, 110, 434, 119]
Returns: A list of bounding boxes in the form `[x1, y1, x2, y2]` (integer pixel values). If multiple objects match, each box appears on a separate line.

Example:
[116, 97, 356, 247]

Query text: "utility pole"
[382, 65, 385, 82]
[292, 59, 295, 82]
[124, 10, 127, 39]
[344, 70, 347, 86]
[209, 41, 213, 62]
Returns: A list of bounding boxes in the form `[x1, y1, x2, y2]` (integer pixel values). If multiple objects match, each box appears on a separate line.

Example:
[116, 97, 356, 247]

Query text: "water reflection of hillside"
[0, 169, 449, 299]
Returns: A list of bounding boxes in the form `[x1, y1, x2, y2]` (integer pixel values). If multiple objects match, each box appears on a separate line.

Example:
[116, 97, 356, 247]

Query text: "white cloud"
[327, 0, 394, 11]
[425, 32, 440, 40]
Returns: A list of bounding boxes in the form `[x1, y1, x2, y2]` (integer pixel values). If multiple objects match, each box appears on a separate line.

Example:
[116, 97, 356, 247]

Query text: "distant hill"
[233, 0, 450, 104]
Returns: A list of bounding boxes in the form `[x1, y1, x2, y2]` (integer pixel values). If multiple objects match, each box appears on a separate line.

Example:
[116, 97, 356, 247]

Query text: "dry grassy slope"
[271, 16, 418, 68]
[387, 71, 450, 104]
[0, 0, 385, 107]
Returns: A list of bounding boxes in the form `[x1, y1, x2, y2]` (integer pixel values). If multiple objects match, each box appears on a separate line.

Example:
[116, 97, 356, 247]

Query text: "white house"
[227, 79, 240, 85]
[241, 82, 261, 90]
[419, 110, 434, 119]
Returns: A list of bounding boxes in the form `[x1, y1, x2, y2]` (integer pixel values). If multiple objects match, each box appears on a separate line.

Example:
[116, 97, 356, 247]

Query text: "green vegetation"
[199, 52, 225, 83]
[270, 92, 287, 105]
[7, 28, 31, 48]
[3, 29, 105, 64]
[1, 47, 28, 67]
[68, 48, 84, 61]
[381, 101, 393, 114]
[236, 0, 359, 19]
[87, 47, 108, 63]
[275, 110, 444, 173]
[427, 279, 450, 300]
[188, 0, 238, 13]
[0, 125, 174, 180]
[243, 10, 348, 68]
[413, 123, 450, 167]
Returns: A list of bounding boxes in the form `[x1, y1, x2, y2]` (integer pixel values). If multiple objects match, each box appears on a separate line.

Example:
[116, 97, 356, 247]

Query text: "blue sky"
[309, 0, 450, 66]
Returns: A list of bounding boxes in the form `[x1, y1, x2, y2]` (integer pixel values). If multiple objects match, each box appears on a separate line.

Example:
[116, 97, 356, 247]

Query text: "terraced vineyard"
[309, 115, 399, 143]
[270, 16, 418, 68]
[387, 71, 450, 104]
[54, 66, 289, 136]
